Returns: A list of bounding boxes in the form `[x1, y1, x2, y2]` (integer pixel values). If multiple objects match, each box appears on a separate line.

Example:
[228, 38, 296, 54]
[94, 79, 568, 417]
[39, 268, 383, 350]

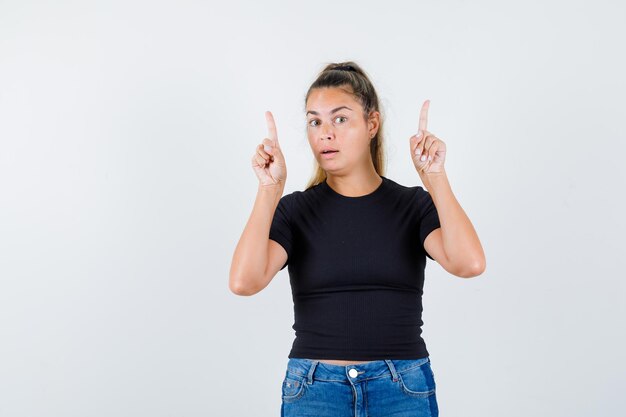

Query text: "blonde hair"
[303, 61, 386, 191]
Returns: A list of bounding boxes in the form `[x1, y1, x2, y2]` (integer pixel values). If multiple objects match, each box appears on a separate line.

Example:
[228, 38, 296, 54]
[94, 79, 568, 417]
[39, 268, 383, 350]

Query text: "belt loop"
[307, 360, 319, 385]
[384, 359, 399, 382]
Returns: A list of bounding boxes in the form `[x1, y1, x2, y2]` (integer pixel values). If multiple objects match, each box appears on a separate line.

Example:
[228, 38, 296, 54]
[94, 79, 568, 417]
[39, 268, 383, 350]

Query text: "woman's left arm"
[422, 171, 486, 278]
[410, 100, 486, 278]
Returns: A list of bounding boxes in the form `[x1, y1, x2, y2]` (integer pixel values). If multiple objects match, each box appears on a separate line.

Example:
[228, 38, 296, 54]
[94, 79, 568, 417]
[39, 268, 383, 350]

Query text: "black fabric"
[269, 175, 441, 360]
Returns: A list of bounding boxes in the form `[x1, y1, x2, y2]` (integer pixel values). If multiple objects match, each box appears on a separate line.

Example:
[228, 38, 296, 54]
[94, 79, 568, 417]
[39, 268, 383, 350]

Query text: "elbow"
[229, 281, 248, 296]
[456, 258, 486, 279]
[229, 277, 255, 296]
[229, 261, 254, 296]
[229, 281, 255, 296]
[229, 258, 269, 296]
[231, 287, 256, 296]
[229, 273, 261, 296]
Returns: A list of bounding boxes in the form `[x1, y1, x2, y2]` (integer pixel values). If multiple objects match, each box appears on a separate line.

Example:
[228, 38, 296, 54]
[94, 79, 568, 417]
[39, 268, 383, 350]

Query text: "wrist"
[419, 169, 447, 189]
[422, 168, 446, 177]
[258, 181, 285, 194]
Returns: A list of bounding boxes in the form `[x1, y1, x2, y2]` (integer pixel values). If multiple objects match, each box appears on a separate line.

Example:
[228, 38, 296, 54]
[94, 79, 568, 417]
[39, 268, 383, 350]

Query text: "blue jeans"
[281, 356, 438, 417]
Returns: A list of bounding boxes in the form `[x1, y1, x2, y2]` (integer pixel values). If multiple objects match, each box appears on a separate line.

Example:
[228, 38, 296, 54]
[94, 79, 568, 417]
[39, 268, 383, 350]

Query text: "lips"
[321, 148, 338, 154]
[321, 149, 338, 159]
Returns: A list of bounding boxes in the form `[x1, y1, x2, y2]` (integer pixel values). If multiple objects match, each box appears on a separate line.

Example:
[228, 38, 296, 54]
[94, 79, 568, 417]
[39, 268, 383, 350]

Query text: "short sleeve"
[416, 187, 441, 260]
[269, 193, 293, 270]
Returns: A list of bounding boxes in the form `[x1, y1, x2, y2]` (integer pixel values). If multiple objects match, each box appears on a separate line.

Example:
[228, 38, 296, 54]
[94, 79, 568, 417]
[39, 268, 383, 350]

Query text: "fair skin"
[304, 86, 382, 199]
[408, 100, 486, 278]
[230, 86, 486, 367]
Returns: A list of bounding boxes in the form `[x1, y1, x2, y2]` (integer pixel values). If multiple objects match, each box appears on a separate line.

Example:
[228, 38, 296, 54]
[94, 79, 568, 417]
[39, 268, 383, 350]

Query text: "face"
[305, 87, 379, 174]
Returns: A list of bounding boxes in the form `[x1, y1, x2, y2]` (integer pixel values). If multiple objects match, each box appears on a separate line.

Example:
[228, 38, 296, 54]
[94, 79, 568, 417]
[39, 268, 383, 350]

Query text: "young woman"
[229, 62, 486, 416]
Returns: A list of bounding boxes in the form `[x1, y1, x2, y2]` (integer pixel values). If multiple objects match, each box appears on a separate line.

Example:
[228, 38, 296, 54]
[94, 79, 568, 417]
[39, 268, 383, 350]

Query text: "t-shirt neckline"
[321, 175, 388, 202]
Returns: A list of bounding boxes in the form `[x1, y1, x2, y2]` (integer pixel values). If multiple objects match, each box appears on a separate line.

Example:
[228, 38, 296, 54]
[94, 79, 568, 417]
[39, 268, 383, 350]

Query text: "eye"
[307, 116, 347, 127]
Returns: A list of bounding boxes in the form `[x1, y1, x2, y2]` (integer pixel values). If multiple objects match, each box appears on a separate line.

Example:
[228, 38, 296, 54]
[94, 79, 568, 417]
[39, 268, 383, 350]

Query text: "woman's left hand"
[409, 100, 446, 175]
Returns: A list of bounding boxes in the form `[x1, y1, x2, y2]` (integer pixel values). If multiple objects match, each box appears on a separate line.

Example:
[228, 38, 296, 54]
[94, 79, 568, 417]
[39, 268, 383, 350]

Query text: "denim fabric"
[281, 356, 438, 417]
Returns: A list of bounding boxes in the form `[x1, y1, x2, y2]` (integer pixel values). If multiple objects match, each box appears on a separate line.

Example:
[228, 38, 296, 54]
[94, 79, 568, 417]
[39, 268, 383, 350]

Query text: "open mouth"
[321, 150, 338, 159]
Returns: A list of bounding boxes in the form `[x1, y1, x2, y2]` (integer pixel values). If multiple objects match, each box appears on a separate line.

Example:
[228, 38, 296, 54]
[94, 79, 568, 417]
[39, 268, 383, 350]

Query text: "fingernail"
[264, 145, 272, 152]
[421, 155, 426, 161]
[428, 155, 432, 161]
[415, 148, 421, 156]
[416, 131, 422, 138]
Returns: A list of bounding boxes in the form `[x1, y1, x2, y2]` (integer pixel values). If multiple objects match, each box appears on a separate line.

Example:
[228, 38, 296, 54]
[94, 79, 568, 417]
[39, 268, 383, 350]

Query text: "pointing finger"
[418, 100, 430, 134]
[265, 111, 279, 146]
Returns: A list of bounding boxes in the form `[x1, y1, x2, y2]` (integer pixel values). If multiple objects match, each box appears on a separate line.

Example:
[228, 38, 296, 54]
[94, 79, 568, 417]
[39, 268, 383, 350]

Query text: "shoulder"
[382, 176, 426, 200]
[284, 181, 325, 205]
[275, 181, 323, 211]
[275, 191, 297, 214]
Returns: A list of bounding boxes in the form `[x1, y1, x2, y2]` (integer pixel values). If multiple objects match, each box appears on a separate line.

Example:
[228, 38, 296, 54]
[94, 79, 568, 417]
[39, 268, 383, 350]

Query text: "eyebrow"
[306, 106, 353, 116]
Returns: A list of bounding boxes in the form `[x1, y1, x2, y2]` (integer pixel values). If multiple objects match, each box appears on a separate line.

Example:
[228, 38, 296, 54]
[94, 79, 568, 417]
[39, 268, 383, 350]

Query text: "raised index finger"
[418, 100, 430, 133]
[265, 110, 278, 143]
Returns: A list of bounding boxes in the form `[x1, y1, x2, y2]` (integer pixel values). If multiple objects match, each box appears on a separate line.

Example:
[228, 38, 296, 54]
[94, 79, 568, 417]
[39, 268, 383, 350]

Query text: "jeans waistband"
[285, 356, 430, 384]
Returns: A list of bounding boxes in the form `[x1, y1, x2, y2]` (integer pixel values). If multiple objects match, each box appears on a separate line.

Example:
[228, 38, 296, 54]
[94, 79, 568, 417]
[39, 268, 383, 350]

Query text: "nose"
[320, 127, 334, 141]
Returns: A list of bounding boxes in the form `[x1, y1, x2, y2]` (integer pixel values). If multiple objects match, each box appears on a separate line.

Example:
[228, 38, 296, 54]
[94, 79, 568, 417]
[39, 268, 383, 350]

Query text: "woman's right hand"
[252, 111, 287, 187]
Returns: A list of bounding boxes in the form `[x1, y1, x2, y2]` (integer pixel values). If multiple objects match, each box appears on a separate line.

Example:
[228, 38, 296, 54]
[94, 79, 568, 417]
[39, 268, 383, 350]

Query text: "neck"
[325, 166, 382, 197]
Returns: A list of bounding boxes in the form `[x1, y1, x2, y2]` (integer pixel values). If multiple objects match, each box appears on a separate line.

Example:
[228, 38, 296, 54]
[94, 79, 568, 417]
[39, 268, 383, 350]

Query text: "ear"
[368, 110, 380, 138]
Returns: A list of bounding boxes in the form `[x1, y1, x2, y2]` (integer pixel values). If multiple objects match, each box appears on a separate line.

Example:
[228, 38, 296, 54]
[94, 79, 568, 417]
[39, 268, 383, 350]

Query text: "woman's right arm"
[229, 183, 288, 296]
[229, 111, 288, 296]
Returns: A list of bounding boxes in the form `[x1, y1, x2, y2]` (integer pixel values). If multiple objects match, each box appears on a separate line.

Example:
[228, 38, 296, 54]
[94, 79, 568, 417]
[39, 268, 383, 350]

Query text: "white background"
[1, 0, 624, 416]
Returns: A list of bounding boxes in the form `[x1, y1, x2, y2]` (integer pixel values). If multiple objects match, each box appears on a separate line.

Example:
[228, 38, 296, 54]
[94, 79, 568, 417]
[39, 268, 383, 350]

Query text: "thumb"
[263, 137, 281, 152]
[263, 139, 283, 159]
[410, 134, 418, 155]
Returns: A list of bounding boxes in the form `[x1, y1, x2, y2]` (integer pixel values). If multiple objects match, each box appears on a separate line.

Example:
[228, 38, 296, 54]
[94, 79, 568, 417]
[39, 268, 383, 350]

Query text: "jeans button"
[348, 368, 358, 378]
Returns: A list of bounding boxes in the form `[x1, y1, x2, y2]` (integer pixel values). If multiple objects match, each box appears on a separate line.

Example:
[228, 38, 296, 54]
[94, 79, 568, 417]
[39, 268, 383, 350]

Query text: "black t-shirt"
[269, 175, 441, 360]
